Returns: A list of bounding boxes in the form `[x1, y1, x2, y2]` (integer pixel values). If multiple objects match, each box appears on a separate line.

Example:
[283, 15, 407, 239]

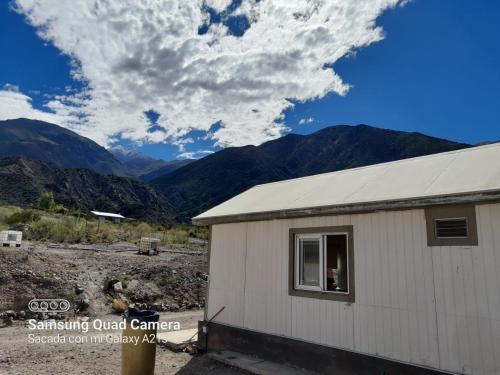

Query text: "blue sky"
[0, 0, 499, 161]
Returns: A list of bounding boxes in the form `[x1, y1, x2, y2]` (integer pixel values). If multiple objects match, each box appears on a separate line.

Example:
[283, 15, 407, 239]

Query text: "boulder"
[113, 281, 123, 293]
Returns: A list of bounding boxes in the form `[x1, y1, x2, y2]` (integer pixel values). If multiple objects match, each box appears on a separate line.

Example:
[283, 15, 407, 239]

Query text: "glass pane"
[299, 238, 320, 287]
[325, 234, 348, 292]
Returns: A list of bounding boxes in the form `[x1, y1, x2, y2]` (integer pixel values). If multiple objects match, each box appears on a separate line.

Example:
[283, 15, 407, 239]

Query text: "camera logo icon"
[28, 299, 71, 313]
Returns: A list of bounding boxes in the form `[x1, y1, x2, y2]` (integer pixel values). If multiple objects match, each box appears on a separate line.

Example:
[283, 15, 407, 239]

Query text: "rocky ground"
[0, 243, 248, 375]
[0, 241, 208, 320]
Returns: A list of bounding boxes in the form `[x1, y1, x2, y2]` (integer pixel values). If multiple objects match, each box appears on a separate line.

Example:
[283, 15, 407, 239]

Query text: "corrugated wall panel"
[349, 210, 439, 368]
[208, 223, 247, 326]
[207, 203, 500, 374]
[430, 204, 500, 374]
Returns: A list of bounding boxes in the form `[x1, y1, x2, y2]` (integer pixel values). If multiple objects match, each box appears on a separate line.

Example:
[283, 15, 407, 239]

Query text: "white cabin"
[90, 211, 125, 224]
[194, 143, 500, 375]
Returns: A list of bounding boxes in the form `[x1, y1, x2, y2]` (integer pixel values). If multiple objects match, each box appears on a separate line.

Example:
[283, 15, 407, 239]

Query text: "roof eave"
[192, 189, 500, 226]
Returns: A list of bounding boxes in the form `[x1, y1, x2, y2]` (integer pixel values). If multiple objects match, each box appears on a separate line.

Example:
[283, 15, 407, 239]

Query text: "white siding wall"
[207, 203, 500, 375]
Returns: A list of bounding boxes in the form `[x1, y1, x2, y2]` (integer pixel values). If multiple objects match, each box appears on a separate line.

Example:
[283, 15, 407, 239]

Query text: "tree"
[38, 192, 55, 211]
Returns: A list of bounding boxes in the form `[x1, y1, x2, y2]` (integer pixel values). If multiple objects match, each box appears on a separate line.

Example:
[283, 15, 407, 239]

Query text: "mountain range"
[108, 146, 194, 180]
[0, 118, 472, 223]
[0, 118, 189, 179]
[109, 145, 169, 177]
[151, 125, 470, 221]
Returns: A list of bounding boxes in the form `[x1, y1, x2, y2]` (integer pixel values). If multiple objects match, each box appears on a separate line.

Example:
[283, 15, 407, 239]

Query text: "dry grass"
[0, 206, 209, 246]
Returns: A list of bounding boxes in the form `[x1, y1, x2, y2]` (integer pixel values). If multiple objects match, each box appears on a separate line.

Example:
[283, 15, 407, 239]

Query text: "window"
[289, 226, 354, 302]
[296, 235, 323, 290]
[425, 204, 478, 246]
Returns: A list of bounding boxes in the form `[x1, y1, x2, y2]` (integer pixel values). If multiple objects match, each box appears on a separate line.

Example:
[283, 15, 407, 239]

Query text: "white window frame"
[294, 234, 323, 291]
[294, 232, 349, 294]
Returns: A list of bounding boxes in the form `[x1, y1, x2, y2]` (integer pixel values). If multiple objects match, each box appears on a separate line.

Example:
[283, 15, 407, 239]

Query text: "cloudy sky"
[0, 0, 499, 160]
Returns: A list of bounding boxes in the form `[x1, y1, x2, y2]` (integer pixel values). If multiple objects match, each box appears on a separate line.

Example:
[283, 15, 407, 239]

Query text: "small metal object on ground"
[122, 308, 159, 375]
[209, 350, 317, 375]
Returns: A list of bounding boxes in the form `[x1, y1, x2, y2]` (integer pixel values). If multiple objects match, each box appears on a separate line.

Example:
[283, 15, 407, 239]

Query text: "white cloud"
[0, 86, 80, 125]
[204, 0, 233, 12]
[299, 117, 314, 125]
[178, 150, 214, 159]
[5, 0, 403, 148]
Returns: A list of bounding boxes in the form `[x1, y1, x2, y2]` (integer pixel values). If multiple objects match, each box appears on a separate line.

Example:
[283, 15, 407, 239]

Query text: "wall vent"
[435, 218, 468, 238]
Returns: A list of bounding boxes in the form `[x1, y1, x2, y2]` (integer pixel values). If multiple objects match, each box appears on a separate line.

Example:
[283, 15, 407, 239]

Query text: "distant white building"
[90, 211, 125, 224]
[194, 143, 500, 375]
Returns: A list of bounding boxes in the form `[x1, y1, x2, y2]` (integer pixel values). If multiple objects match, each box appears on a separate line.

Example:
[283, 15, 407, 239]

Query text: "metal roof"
[91, 211, 125, 219]
[193, 143, 500, 225]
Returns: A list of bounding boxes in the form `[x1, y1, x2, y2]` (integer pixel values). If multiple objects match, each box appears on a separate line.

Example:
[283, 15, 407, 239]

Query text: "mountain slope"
[259, 125, 469, 176]
[0, 118, 128, 176]
[109, 146, 168, 177]
[0, 156, 175, 223]
[109, 146, 195, 180]
[152, 125, 471, 222]
[153, 146, 290, 219]
[139, 159, 195, 181]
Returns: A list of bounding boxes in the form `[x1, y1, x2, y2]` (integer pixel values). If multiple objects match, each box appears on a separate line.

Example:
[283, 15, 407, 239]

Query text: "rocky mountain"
[152, 125, 471, 222]
[0, 118, 128, 176]
[0, 120, 473, 224]
[109, 145, 168, 177]
[0, 156, 175, 223]
[139, 159, 195, 182]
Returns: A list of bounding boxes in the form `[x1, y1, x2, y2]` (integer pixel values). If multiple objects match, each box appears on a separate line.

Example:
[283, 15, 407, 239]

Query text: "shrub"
[38, 192, 55, 210]
[5, 210, 41, 225]
[188, 225, 209, 240]
[26, 220, 54, 241]
[135, 223, 152, 238]
[168, 227, 189, 245]
[0, 206, 22, 223]
[0, 204, 206, 246]
[50, 204, 69, 215]
[26, 217, 84, 243]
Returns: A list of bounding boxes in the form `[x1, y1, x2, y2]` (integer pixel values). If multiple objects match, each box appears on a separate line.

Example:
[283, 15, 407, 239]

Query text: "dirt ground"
[0, 242, 208, 316]
[0, 310, 249, 375]
[0, 244, 248, 375]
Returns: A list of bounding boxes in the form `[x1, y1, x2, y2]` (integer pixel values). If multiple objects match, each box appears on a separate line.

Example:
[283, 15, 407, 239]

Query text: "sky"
[0, 0, 499, 161]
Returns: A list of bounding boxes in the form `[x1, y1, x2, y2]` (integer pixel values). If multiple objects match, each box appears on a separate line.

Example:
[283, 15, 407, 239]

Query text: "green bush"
[26, 220, 55, 241]
[38, 192, 55, 210]
[26, 217, 83, 243]
[5, 210, 41, 225]
[50, 204, 69, 215]
[0, 206, 22, 223]
[135, 222, 152, 238]
[0, 204, 207, 246]
[187, 225, 209, 240]
[168, 227, 189, 245]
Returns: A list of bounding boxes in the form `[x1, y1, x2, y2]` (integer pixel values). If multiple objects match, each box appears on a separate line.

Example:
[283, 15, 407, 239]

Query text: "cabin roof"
[193, 142, 500, 225]
[91, 211, 125, 219]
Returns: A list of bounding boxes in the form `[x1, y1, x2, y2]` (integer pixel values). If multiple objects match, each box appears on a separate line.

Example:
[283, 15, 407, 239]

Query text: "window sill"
[289, 288, 355, 302]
